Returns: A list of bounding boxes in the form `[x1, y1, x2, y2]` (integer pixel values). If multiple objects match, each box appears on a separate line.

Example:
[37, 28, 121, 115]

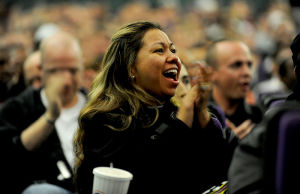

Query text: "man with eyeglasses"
[0, 31, 86, 194]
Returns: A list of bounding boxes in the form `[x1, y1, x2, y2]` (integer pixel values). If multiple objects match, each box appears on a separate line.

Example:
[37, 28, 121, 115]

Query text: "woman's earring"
[131, 75, 135, 80]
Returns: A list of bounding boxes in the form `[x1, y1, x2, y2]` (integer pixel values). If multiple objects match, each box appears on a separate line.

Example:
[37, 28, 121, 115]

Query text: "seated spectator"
[0, 43, 26, 104]
[73, 21, 231, 194]
[253, 47, 296, 110]
[23, 50, 42, 89]
[278, 57, 296, 93]
[0, 46, 11, 104]
[6, 43, 27, 99]
[228, 32, 300, 194]
[203, 40, 264, 176]
[0, 31, 86, 194]
[173, 61, 191, 105]
[81, 63, 100, 92]
[205, 40, 263, 141]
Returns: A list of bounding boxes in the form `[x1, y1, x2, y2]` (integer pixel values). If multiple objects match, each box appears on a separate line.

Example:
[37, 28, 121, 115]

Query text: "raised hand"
[194, 65, 212, 128]
[226, 119, 254, 139]
[176, 83, 200, 128]
[44, 73, 66, 121]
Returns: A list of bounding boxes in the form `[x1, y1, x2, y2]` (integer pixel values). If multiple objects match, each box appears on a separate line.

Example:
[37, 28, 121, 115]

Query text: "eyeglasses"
[43, 67, 80, 75]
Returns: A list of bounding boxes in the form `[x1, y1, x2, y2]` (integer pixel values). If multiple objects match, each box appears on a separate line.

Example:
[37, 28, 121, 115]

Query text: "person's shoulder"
[208, 103, 226, 128]
[80, 107, 124, 128]
[20, 87, 41, 97]
[0, 87, 41, 109]
[264, 100, 300, 118]
[249, 101, 300, 142]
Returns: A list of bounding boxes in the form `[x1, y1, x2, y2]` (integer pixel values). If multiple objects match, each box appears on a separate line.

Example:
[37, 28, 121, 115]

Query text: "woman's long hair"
[73, 21, 163, 175]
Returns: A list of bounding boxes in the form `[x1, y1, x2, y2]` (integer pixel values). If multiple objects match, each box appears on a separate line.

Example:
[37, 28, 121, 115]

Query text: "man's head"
[275, 47, 296, 91]
[23, 51, 42, 89]
[206, 40, 253, 101]
[40, 31, 83, 105]
[0, 47, 11, 84]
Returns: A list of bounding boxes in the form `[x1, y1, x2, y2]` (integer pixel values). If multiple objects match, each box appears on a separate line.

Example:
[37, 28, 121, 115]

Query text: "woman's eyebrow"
[152, 42, 174, 48]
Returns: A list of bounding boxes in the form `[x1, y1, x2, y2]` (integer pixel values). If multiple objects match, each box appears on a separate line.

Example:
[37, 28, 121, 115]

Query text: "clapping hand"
[44, 73, 66, 121]
[226, 119, 255, 139]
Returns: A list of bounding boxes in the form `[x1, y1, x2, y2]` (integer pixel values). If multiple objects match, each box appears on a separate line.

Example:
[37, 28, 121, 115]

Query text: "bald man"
[0, 31, 86, 194]
[204, 40, 264, 171]
[206, 40, 263, 139]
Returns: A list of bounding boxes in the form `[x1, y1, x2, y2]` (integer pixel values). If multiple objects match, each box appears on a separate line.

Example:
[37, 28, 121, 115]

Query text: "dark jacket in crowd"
[0, 87, 77, 193]
[228, 84, 300, 194]
[208, 98, 263, 164]
[76, 101, 231, 194]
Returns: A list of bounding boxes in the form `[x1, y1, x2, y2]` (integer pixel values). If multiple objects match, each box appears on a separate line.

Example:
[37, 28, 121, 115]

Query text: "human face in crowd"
[187, 60, 207, 87]
[42, 43, 83, 105]
[23, 51, 42, 89]
[133, 29, 181, 101]
[0, 50, 12, 84]
[211, 41, 252, 100]
[175, 64, 191, 103]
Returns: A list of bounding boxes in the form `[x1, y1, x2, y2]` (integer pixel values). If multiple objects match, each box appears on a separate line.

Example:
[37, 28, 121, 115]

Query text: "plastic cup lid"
[93, 167, 133, 180]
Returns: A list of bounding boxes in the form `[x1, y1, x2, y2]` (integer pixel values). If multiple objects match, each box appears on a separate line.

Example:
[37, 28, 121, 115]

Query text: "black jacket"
[0, 87, 78, 193]
[228, 95, 300, 193]
[76, 101, 231, 194]
[208, 98, 263, 167]
[286, 82, 300, 101]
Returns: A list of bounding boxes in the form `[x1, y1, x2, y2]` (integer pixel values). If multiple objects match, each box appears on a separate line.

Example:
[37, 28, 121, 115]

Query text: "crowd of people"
[0, 0, 299, 194]
[0, 0, 298, 104]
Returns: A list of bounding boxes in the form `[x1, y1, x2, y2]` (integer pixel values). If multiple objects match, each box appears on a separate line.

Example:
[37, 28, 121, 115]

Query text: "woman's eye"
[155, 48, 164, 53]
[171, 48, 176, 53]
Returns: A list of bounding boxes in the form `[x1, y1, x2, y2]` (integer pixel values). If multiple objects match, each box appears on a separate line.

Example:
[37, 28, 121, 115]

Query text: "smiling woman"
[132, 28, 181, 100]
[73, 21, 231, 194]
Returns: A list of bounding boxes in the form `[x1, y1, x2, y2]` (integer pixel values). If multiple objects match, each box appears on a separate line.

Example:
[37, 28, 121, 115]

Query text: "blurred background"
[0, 0, 299, 103]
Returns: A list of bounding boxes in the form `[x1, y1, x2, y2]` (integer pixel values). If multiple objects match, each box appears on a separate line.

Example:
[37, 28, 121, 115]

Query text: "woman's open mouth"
[163, 69, 178, 81]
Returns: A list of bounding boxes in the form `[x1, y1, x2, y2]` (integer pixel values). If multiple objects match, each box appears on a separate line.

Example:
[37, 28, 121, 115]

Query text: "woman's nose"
[167, 53, 180, 66]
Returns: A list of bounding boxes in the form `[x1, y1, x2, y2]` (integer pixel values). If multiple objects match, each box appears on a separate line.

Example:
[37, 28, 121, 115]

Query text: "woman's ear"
[130, 67, 137, 80]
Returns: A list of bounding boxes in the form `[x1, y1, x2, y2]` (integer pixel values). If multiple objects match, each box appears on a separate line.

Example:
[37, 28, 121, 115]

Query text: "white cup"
[92, 167, 133, 194]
